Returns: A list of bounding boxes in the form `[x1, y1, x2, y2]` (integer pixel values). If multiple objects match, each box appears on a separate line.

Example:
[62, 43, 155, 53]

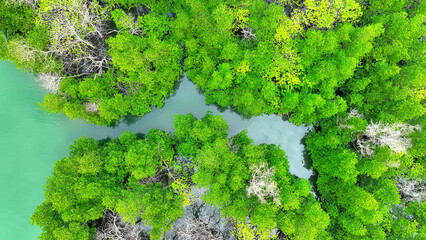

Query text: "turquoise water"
[0, 61, 310, 239]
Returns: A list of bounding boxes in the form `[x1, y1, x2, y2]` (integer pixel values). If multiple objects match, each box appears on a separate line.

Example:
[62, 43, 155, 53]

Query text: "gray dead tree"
[166, 188, 235, 240]
[113, 10, 143, 35]
[36, 73, 63, 93]
[247, 162, 281, 206]
[241, 25, 258, 41]
[397, 176, 426, 204]
[357, 122, 421, 157]
[95, 210, 145, 240]
[41, 0, 110, 77]
[338, 109, 364, 130]
[338, 109, 422, 157]
[85, 102, 99, 113]
[7, 38, 57, 72]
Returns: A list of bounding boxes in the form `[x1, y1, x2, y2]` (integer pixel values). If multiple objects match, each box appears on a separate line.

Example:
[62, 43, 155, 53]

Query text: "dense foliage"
[1, 0, 423, 126]
[1, 0, 424, 239]
[300, 2, 426, 239]
[1, 0, 183, 125]
[306, 112, 425, 239]
[31, 129, 185, 240]
[31, 113, 329, 239]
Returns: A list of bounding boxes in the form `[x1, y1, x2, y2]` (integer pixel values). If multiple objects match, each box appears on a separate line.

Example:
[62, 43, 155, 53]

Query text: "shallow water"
[0, 61, 311, 239]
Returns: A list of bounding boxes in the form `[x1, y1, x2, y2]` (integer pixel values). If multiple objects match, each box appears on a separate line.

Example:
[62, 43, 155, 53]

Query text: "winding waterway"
[0, 61, 311, 239]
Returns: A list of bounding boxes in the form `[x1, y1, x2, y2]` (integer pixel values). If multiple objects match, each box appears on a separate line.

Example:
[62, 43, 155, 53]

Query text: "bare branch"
[357, 122, 421, 157]
[95, 210, 144, 240]
[246, 162, 281, 205]
[397, 176, 426, 204]
[241, 25, 258, 41]
[36, 73, 63, 93]
[167, 188, 233, 240]
[7, 38, 57, 72]
[85, 102, 99, 113]
[338, 109, 363, 130]
[41, 0, 110, 76]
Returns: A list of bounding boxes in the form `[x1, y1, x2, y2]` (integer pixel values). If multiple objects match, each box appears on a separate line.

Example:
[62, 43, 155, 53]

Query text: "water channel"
[0, 61, 311, 239]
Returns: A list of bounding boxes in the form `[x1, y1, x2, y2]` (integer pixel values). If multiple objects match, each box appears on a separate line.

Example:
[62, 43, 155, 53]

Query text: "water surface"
[0, 61, 310, 239]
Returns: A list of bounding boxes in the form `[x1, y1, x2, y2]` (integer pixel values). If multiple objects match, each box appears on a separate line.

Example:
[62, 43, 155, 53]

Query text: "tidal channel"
[0, 61, 311, 239]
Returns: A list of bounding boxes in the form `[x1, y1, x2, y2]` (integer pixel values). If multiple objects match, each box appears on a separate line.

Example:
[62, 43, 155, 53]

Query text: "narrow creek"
[0, 61, 311, 239]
